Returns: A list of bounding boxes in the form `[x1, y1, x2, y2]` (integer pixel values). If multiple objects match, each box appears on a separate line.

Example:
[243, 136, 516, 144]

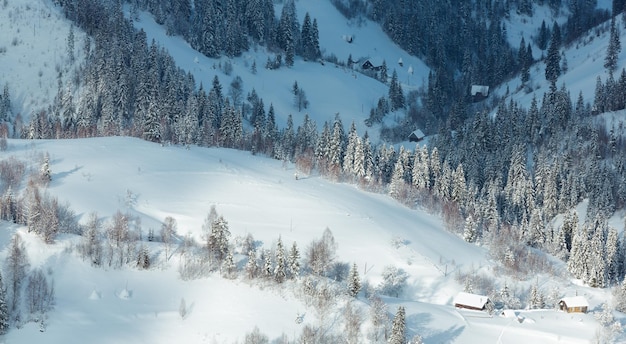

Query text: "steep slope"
[0, 0, 85, 118]
[126, 0, 429, 140]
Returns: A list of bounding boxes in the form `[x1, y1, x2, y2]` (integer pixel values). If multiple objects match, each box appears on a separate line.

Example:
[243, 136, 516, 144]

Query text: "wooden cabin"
[408, 129, 425, 142]
[558, 296, 588, 313]
[453, 292, 492, 311]
[471, 85, 489, 102]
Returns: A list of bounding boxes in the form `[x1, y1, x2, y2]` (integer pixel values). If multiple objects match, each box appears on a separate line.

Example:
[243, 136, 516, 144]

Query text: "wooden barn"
[408, 129, 425, 142]
[453, 292, 492, 311]
[558, 296, 588, 313]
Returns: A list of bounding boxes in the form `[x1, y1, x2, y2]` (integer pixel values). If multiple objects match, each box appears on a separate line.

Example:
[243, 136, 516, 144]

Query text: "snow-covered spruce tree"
[274, 236, 286, 283]
[463, 213, 478, 243]
[245, 249, 258, 280]
[347, 263, 361, 297]
[389, 306, 406, 344]
[528, 282, 545, 309]
[136, 244, 150, 270]
[263, 249, 272, 279]
[287, 241, 300, 279]
[544, 22, 561, 84]
[40, 154, 51, 184]
[207, 215, 231, 266]
[223, 250, 236, 279]
[605, 17, 621, 75]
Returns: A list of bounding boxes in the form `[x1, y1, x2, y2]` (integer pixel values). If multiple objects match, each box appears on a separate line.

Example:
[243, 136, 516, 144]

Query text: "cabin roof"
[454, 292, 490, 309]
[410, 129, 425, 139]
[471, 85, 489, 96]
[560, 296, 589, 308]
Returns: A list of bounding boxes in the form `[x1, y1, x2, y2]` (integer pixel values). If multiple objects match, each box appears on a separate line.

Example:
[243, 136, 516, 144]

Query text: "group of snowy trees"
[30, 0, 626, 296]
[0, 233, 55, 333]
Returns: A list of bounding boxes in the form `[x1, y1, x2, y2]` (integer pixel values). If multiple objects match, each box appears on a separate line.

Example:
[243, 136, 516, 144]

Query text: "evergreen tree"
[288, 241, 300, 279]
[245, 249, 258, 279]
[605, 18, 621, 75]
[537, 20, 550, 51]
[388, 306, 406, 344]
[208, 215, 231, 265]
[277, 0, 298, 67]
[274, 236, 286, 283]
[263, 249, 272, 278]
[389, 70, 405, 110]
[463, 213, 478, 243]
[545, 23, 561, 84]
[529, 282, 545, 309]
[347, 263, 361, 297]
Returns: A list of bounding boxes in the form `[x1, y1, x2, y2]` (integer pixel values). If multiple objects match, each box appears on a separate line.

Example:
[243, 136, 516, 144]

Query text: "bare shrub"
[0, 157, 25, 192]
[305, 228, 337, 276]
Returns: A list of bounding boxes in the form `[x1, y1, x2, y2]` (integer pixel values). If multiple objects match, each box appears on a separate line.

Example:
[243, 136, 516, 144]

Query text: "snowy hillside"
[0, 0, 85, 118]
[0, 137, 608, 343]
[126, 0, 430, 140]
[0, 0, 624, 342]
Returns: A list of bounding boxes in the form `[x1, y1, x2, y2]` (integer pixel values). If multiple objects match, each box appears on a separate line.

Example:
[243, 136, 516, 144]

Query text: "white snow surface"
[0, 137, 606, 343]
[0, 0, 621, 342]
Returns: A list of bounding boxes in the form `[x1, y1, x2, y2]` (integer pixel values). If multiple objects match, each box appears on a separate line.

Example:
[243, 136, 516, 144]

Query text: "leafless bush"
[305, 228, 337, 276]
[243, 326, 269, 344]
[0, 157, 25, 192]
[26, 268, 54, 317]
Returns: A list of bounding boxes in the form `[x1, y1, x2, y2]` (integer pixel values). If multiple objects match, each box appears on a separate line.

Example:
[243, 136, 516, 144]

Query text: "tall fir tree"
[347, 263, 361, 297]
[545, 22, 561, 84]
[388, 306, 406, 344]
[605, 18, 621, 75]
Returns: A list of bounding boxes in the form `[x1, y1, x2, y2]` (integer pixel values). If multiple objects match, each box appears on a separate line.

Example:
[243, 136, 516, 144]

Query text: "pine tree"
[388, 306, 406, 344]
[208, 215, 231, 265]
[246, 249, 258, 280]
[347, 263, 361, 297]
[605, 18, 621, 75]
[537, 20, 550, 50]
[223, 250, 236, 279]
[136, 244, 150, 269]
[545, 22, 561, 84]
[463, 214, 478, 243]
[263, 249, 272, 278]
[288, 241, 301, 279]
[529, 282, 545, 309]
[274, 236, 286, 283]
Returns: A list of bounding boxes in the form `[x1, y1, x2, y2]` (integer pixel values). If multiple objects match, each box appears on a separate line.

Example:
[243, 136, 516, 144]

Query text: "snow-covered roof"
[409, 129, 425, 139]
[362, 57, 384, 67]
[453, 292, 490, 308]
[470, 85, 489, 96]
[559, 296, 589, 308]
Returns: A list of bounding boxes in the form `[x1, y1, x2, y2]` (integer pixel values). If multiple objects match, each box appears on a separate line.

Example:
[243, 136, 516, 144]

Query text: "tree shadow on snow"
[423, 324, 465, 343]
[52, 164, 82, 183]
[406, 313, 465, 343]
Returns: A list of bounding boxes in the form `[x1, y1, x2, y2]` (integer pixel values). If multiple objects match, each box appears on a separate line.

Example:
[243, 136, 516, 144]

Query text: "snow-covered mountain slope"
[497, 0, 620, 108]
[126, 0, 430, 141]
[0, 137, 607, 343]
[0, 0, 85, 118]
